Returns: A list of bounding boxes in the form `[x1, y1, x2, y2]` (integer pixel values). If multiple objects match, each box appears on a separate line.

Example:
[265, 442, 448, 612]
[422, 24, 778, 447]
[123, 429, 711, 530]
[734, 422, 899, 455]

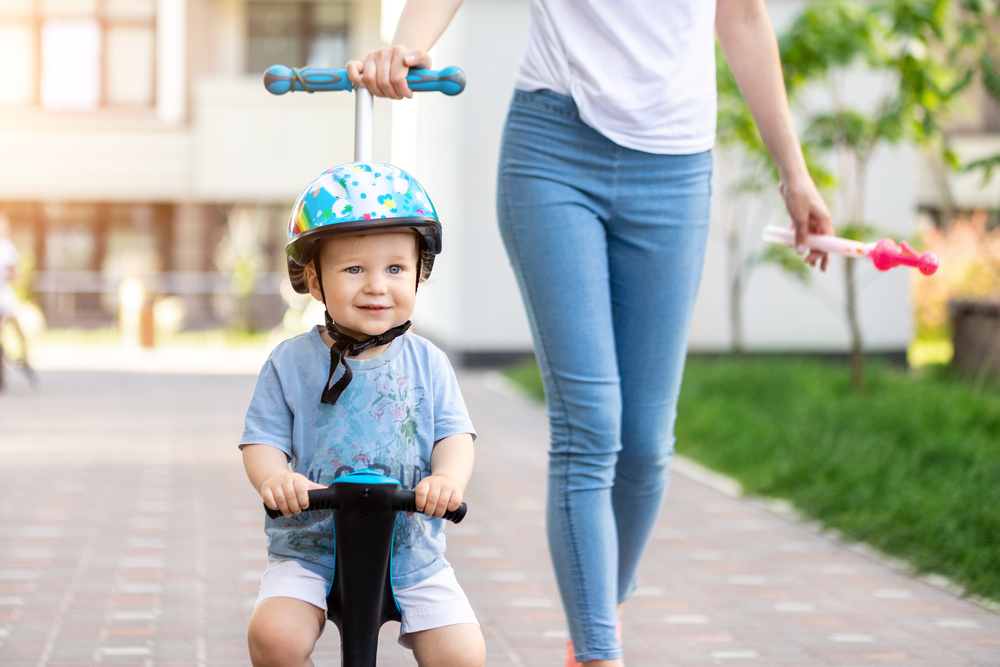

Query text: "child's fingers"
[413, 481, 429, 512]
[295, 481, 310, 510]
[281, 479, 303, 514]
[269, 484, 290, 517]
[446, 489, 463, 511]
[261, 487, 278, 511]
[423, 485, 443, 517]
[435, 488, 460, 517]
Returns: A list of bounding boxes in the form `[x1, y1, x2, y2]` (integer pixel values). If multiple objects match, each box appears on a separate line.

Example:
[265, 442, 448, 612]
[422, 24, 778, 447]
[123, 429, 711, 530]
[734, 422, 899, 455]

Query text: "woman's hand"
[346, 46, 431, 99]
[780, 174, 834, 271]
[345, 0, 464, 97]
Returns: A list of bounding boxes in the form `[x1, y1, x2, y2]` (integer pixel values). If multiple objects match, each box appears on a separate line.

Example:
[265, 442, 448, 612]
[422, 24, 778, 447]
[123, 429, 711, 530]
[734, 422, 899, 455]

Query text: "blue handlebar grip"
[264, 65, 353, 94]
[263, 65, 466, 96]
[406, 67, 467, 96]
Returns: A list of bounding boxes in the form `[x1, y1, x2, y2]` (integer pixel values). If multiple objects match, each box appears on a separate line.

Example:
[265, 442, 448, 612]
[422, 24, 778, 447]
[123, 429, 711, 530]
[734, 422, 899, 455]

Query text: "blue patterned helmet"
[285, 162, 442, 293]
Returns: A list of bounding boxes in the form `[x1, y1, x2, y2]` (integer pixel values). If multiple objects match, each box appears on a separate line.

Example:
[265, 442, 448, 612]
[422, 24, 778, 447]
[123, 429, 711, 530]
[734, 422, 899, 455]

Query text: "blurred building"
[0, 0, 387, 328]
[0, 0, 996, 356]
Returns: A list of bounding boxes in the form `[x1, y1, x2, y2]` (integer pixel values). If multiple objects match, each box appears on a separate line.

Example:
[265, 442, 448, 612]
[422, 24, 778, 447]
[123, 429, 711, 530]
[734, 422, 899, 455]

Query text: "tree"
[716, 52, 829, 355]
[777, 0, 977, 391]
[961, 2, 1000, 201]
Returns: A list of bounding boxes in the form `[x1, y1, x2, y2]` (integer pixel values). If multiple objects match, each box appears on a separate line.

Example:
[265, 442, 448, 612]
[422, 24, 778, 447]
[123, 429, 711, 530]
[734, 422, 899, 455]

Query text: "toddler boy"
[240, 163, 485, 667]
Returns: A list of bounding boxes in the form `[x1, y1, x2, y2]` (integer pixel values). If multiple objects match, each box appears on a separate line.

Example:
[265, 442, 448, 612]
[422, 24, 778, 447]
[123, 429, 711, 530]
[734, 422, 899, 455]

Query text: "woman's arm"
[716, 0, 834, 269]
[346, 0, 465, 99]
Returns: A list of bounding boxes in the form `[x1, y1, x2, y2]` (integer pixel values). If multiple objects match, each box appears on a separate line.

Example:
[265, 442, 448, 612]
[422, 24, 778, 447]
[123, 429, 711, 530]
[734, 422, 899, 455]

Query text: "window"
[0, 0, 156, 109]
[247, 1, 349, 76]
[0, 1, 38, 105]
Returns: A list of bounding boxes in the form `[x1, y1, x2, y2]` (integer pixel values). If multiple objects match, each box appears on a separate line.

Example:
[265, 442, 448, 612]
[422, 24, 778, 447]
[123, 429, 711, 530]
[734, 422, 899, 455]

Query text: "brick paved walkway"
[0, 361, 997, 667]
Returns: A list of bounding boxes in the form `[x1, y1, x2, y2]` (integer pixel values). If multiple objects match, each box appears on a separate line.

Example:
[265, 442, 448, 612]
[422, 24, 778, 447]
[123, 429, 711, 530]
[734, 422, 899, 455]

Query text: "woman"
[348, 2, 833, 666]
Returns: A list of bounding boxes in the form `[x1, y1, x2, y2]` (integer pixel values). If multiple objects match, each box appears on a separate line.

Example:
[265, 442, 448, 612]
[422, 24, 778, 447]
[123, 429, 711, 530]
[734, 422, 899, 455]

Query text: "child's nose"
[365, 273, 388, 293]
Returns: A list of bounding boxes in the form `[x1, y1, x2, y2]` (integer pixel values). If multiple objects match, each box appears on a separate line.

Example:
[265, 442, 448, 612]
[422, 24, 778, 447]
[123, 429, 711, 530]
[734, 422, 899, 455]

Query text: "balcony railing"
[33, 270, 285, 296]
[30, 270, 287, 327]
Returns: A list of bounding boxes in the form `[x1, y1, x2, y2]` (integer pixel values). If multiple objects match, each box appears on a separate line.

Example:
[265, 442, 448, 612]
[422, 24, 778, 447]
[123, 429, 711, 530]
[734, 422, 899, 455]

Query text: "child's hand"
[260, 472, 326, 518]
[412, 474, 464, 518]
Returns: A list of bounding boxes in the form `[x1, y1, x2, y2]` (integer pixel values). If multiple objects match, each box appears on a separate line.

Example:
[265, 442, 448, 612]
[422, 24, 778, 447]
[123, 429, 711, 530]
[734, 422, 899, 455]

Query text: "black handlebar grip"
[263, 487, 466, 523]
[444, 504, 468, 524]
[263, 487, 341, 520]
[391, 489, 467, 524]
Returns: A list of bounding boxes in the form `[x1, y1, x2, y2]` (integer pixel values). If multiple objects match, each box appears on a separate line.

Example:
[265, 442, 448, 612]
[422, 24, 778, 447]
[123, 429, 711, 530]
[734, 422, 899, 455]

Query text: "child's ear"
[304, 261, 324, 302]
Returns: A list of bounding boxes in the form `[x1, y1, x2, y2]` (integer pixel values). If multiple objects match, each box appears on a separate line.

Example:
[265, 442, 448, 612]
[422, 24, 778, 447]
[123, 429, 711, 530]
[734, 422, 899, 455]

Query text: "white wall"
[192, 77, 358, 202]
[0, 113, 192, 201]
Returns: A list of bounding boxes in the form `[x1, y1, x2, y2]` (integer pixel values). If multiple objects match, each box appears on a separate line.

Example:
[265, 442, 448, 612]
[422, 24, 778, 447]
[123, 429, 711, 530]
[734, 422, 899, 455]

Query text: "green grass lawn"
[504, 357, 1000, 602]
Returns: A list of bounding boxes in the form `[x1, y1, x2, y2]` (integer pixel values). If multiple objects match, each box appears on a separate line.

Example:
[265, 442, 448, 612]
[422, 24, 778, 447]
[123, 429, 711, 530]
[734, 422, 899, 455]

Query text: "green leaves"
[965, 154, 1000, 184]
[759, 244, 812, 283]
[838, 221, 882, 242]
[779, 0, 885, 94]
[780, 0, 974, 154]
[718, 0, 978, 185]
[981, 51, 1000, 101]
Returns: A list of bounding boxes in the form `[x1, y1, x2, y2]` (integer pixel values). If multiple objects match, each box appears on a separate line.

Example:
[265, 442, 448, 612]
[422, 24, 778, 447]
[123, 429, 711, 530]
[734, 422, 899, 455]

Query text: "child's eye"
[387, 265, 403, 275]
[347, 266, 361, 274]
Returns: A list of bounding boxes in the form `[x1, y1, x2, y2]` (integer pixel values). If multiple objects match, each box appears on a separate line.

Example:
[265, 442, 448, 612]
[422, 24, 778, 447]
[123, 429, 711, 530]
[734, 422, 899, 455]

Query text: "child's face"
[305, 231, 419, 339]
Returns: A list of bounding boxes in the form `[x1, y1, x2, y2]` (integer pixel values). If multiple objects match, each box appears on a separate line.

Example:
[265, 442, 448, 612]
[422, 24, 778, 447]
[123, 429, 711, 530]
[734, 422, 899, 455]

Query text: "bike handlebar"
[263, 65, 467, 96]
[264, 486, 467, 523]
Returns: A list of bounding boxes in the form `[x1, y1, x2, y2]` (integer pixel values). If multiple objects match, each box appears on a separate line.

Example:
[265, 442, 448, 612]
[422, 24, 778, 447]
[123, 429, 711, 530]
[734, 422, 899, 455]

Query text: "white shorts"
[255, 559, 479, 648]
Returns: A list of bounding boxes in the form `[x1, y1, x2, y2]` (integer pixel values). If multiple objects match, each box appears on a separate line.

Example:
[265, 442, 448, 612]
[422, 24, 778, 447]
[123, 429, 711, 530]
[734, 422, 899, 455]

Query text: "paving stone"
[1, 367, 998, 666]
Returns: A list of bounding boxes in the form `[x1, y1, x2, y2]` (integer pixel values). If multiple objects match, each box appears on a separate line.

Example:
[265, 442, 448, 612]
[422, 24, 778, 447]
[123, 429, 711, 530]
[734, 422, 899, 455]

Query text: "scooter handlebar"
[391, 488, 468, 524]
[264, 65, 467, 96]
[264, 487, 467, 524]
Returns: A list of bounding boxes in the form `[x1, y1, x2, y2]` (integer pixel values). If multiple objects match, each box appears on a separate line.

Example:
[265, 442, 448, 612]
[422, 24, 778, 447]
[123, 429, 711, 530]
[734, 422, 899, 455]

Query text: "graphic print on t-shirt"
[288, 365, 432, 562]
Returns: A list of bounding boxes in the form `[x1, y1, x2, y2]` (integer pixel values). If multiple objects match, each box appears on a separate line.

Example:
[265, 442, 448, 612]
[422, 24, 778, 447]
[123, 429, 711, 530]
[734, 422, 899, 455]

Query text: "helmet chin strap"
[312, 258, 413, 406]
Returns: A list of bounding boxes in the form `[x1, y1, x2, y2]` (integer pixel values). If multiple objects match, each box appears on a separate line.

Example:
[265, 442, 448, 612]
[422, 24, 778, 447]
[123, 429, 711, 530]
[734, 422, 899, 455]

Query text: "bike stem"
[355, 86, 373, 163]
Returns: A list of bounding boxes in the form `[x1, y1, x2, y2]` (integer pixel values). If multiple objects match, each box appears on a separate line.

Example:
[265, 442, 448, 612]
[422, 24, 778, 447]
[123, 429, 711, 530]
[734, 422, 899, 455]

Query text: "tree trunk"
[728, 223, 745, 356]
[844, 256, 865, 392]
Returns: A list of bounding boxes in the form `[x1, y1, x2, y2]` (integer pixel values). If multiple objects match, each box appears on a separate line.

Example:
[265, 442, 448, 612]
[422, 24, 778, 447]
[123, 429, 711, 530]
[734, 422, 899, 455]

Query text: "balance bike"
[264, 470, 466, 667]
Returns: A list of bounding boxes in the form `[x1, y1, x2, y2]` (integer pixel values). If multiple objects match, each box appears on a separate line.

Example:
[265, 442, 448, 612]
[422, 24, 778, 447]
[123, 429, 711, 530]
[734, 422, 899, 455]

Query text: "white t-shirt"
[513, 0, 717, 155]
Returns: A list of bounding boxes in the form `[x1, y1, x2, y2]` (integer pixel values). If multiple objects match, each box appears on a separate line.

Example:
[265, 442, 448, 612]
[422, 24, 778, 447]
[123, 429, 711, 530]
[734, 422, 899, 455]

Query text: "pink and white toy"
[762, 225, 939, 276]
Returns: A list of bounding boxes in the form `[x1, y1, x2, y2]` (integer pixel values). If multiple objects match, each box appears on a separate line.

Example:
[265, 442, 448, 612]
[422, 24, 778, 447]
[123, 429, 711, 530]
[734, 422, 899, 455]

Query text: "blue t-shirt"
[240, 327, 476, 587]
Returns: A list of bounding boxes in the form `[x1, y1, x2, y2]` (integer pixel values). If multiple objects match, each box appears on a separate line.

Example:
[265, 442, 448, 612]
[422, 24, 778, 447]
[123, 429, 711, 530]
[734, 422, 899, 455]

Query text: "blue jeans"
[496, 90, 712, 662]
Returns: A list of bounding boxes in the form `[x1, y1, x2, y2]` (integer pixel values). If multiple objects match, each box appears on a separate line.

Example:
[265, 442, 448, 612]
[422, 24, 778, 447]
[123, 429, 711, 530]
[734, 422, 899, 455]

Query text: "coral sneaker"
[565, 640, 582, 667]
[564, 621, 623, 667]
